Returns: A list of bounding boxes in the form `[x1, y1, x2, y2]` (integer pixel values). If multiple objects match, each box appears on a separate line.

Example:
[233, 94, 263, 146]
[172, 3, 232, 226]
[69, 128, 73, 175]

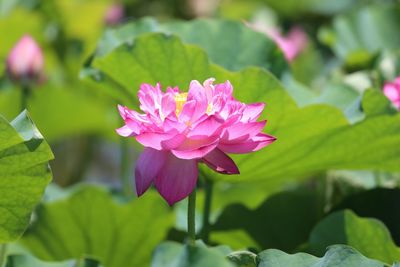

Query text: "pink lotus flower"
[104, 3, 124, 26]
[117, 78, 276, 205]
[6, 35, 44, 82]
[246, 22, 308, 62]
[383, 77, 400, 109]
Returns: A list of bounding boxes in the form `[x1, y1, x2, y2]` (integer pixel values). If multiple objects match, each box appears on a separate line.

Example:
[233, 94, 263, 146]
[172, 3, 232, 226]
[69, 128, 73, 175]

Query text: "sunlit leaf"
[0, 85, 118, 142]
[0, 111, 53, 243]
[55, 0, 110, 52]
[96, 17, 287, 75]
[260, 0, 359, 17]
[28, 85, 118, 142]
[0, 8, 44, 57]
[87, 33, 400, 195]
[210, 230, 261, 251]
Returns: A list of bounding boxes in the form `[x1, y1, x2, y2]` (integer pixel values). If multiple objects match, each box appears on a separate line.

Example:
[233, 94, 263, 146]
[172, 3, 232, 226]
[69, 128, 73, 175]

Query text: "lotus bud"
[6, 35, 44, 83]
[104, 3, 125, 26]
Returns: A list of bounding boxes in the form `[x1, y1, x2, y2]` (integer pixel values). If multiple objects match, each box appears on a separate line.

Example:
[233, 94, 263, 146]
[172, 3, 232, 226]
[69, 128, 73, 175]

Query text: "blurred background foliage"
[1, 0, 400, 266]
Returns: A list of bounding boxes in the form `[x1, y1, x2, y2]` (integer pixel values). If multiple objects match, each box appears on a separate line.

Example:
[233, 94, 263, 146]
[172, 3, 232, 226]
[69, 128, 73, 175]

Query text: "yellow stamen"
[174, 92, 188, 116]
[206, 103, 213, 114]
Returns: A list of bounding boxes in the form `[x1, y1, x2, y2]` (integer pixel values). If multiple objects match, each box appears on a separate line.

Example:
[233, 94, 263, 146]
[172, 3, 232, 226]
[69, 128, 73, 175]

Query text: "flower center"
[174, 92, 188, 116]
[206, 103, 213, 114]
[174, 92, 213, 116]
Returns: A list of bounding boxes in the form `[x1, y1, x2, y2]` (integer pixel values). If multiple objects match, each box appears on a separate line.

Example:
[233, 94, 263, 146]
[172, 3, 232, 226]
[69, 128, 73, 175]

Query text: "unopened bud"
[6, 35, 44, 83]
[104, 4, 125, 26]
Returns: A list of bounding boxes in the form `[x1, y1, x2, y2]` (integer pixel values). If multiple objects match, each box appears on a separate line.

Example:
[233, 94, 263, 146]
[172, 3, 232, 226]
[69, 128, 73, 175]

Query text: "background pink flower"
[104, 3, 125, 26]
[6, 35, 44, 82]
[383, 77, 400, 109]
[266, 27, 308, 62]
[117, 78, 276, 205]
[246, 22, 308, 62]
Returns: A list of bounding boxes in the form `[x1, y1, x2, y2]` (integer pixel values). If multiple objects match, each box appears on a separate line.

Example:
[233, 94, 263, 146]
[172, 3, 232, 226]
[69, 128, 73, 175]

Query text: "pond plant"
[0, 1, 400, 267]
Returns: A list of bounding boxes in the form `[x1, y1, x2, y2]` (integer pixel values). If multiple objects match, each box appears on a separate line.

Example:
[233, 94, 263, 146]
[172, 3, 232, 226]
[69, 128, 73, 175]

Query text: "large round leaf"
[6, 254, 79, 267]
[0, 111, 53, 243]
[320, 5, 400, 66]
[260, 0, 359, 17]
[21, 186, 174, 267]
[334, 188, 400, 245]
[0, 85, 118, 143]
[87, 33, 400, 188]
[96, 17, 288, 75]
[258, 245, 387, 267]
[212, 190, 323, 251]
[151, 241, 234, 267]
[28, 85, 118, 142]
[309, 210, 400, 264]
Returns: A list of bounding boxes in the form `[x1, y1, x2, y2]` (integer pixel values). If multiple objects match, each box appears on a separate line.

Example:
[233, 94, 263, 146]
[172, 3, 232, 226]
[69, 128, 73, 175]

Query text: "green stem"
[20, 83, 30, 111]
[0, 244, 7, 267]
[201, 179, 213, 243]
[120, 137, 132, 197]
[187, 189, 196, 246]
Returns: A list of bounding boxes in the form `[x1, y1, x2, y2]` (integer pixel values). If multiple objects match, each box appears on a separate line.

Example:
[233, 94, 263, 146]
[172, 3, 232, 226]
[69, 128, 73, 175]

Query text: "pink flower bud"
[383, 77, 400, 110]
[104, 3, 125, 26]
[6, 35, 44, 82]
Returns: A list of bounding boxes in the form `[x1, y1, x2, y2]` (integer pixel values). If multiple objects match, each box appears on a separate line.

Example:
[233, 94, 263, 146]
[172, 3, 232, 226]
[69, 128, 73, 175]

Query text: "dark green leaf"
[309, 210, 400, 264]
[212, 190, 324, 251]
[334, 188, 400, 246]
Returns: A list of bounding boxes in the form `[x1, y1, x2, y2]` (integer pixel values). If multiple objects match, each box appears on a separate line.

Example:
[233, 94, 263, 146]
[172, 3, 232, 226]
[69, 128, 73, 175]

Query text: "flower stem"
[20, 83, 30, 111]
[187, 189, 196, 246]
[120, 137, 132, 197]
[201, 178, 213, 243]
